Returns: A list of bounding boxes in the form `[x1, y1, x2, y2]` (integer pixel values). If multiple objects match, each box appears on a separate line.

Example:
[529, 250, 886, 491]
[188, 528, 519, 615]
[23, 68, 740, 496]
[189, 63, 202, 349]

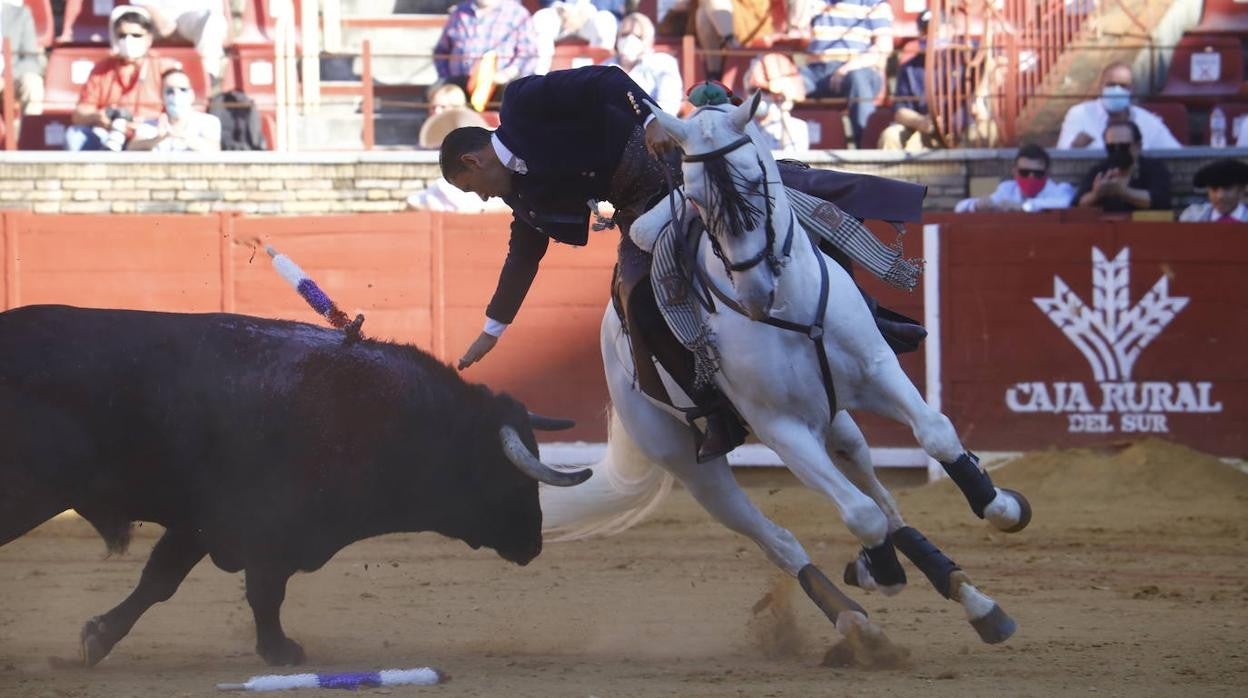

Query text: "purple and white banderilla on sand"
[217, 667, 446, 691]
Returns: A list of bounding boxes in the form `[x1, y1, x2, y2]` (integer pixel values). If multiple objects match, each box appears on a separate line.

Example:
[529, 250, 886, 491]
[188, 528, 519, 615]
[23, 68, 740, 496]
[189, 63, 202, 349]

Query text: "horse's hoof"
[969, 603, 1017, 644]
[997, 488, 1032, 533]
[824, 611, 910, 669]
[843, 559, 862, 588]
[258, 637, 306, 666]
[80, 616, 112, 667]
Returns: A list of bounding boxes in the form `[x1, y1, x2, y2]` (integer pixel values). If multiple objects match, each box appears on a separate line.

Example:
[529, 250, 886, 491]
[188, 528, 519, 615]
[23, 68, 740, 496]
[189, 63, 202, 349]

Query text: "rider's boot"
[695, 403, 749, 463]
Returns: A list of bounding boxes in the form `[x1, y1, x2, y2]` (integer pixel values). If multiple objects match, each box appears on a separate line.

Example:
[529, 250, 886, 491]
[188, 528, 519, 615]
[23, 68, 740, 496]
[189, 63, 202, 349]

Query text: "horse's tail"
[540, 407, 673, 541]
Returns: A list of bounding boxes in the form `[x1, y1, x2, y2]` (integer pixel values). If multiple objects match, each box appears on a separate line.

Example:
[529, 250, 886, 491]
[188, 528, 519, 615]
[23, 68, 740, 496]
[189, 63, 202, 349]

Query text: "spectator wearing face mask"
[954, 144, 1074, 212]
[433, 0, 539, 93]
[744, 53, 809, 152]
[602, 13, 682, 115]
[127, 67, 221, 152]
[66, 7, 173, 151]
[131, 0, 228, 88]
[1057, 62, 1181, 150]
[1179, 158, 1248, 223]
[1073, 121, 1172, 212]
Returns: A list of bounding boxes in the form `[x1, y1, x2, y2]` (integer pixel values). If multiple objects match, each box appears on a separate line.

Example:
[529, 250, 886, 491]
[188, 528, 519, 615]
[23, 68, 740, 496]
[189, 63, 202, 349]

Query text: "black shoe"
[697, 410, 748, 463]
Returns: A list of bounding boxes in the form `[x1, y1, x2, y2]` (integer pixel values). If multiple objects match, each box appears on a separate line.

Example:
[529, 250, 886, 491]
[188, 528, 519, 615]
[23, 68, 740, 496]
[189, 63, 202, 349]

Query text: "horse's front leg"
[826, 411, 1017, 644]
[857, 362, 1031, 533]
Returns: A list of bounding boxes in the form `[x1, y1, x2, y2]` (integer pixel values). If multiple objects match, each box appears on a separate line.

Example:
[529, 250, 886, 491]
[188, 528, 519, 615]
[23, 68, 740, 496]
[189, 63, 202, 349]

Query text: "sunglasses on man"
[1015, 168, 1046, 179]
[116, 31, 148, 39]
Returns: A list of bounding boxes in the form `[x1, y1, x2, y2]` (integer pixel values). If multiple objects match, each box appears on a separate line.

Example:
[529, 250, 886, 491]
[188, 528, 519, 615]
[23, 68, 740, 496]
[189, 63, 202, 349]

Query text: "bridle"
[678, 123, 795, 278]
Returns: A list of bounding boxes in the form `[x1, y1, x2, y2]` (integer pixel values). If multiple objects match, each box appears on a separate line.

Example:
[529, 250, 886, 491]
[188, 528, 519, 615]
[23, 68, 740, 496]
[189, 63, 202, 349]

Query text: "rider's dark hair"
[439, 127, 494, 179]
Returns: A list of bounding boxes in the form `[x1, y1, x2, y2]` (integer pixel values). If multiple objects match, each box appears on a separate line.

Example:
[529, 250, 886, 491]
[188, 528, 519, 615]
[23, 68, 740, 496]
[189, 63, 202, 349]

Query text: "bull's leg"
[80, 528, 206, 666]
[245, 565, 304, 666]
[825, 413, 1016, 644]
[857, 363, 1031, 533]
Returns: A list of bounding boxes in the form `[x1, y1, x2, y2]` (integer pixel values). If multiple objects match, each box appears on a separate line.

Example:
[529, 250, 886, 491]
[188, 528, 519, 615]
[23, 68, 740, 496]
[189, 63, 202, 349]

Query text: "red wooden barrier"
[0, 211, 1242, 455]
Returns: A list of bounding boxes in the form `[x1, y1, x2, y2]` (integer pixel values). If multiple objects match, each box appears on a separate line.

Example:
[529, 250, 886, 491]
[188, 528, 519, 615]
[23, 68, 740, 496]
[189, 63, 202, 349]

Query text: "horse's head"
[649, 94, 790, 321]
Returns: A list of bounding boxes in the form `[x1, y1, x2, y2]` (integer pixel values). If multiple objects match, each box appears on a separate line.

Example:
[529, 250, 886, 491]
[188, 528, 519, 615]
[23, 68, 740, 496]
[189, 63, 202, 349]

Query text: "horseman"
[440, 64, 925, 463]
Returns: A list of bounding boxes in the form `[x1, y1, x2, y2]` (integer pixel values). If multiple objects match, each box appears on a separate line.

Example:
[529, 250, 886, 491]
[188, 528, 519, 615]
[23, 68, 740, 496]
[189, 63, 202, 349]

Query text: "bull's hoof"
[80, 616, 115, 667]
[969, 603, 1017, 644]
[258, 637, 306, 666]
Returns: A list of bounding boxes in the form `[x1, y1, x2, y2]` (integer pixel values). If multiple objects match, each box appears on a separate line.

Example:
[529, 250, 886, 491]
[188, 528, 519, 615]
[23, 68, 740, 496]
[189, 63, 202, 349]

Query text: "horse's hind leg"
[80, 528, 206, 666]
[826, 412, 1016, 644]
[858, 365, 1031, 533]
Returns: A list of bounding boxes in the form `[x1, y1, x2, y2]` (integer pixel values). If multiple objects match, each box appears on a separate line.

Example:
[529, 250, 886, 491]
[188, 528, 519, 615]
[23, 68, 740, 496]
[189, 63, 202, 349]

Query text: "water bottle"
[1210, 106, 1227, 148]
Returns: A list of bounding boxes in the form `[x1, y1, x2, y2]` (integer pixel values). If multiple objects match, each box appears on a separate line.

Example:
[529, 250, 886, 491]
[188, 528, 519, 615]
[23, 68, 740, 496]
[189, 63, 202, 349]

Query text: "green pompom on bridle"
[687, 81, 742, 108]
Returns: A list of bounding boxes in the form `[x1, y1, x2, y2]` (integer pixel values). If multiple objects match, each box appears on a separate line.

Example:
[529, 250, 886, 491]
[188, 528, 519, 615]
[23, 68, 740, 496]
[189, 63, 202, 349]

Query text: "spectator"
[0, 0, 45, 115]
[1179, 158, 1248, 223]
[1236, 113, 1248, 147]
[603, 13, 682, 115]
[879, 10, 936, 151]
[800, 0, 893, 148]
[66, 7, 172, 151]
[954, 144, 1075, 213]
[1073, 121, 1171, 212]
[1057, 62, 1181, 150]
[131, 1, 228, 89]
[744, 53, 808, 152]
[427, 82, 469, 117]
[433, 0, 539, 94]
[533, 0, 619, 74]
[126, 67, 220, 152]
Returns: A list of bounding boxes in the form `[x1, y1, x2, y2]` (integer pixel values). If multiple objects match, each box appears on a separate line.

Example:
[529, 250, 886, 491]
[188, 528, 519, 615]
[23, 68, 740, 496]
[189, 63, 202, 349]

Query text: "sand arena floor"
[1, 439, 1245, 697]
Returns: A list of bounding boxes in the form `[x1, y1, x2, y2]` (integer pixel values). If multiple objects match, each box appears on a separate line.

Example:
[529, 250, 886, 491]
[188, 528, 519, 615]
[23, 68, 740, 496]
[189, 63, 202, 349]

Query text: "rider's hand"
[457, 331, 499, 370]
[645, 118, 679, 157]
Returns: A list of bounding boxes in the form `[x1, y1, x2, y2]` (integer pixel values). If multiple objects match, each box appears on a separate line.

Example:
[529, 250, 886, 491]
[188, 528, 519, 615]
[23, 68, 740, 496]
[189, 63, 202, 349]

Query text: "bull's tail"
[540, 408, 673, 541]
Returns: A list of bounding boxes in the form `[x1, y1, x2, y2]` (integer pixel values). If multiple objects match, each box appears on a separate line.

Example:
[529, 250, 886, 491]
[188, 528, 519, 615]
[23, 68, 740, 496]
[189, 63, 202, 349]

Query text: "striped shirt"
[434, 1, 539, 80]
[809, 0, 894, 64]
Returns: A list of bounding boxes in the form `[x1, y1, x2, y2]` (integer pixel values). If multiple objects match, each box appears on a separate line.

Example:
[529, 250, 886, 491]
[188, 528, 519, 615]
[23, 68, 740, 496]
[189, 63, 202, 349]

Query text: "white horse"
[542, 94, 1028, 653]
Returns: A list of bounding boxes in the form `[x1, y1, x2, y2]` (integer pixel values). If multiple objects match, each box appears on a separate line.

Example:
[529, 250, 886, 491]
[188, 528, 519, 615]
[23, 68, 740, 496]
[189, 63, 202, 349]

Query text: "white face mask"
[616, 35, 645, 63]
[117, 36, 147, 60]
[164, 88, 194, 119]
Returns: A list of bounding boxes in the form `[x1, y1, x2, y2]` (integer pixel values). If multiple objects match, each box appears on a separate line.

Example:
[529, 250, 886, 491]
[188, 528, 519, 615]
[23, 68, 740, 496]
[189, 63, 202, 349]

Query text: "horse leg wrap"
[941, 452, 996, 519]
[890, 526, 960, 599]
[862, 535, 907, 588]
[798, 563, 867, 622]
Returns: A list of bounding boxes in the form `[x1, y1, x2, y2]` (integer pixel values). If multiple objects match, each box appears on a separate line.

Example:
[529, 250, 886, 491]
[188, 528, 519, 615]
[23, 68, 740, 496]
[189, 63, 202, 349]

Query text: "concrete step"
[337, 24, 442, 85]
[292, 107, 426, 149]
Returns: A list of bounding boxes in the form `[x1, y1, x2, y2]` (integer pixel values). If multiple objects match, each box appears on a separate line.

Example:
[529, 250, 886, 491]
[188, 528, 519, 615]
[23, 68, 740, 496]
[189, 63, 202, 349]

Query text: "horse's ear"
[646, 100, 689, 143]
[729, 91, 762, 132]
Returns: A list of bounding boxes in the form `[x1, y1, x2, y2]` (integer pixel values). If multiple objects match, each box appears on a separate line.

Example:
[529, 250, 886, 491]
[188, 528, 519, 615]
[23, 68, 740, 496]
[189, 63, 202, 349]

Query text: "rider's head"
[440, 126, 513, 201]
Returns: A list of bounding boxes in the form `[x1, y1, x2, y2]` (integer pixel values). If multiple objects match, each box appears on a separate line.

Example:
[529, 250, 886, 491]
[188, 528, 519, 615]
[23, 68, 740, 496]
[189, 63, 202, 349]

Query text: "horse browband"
[682, 135, 752, 163]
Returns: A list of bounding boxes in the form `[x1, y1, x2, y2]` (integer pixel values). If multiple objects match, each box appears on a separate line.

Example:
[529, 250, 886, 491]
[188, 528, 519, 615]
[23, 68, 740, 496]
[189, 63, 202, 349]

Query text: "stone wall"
[0, 148, 1238, 215]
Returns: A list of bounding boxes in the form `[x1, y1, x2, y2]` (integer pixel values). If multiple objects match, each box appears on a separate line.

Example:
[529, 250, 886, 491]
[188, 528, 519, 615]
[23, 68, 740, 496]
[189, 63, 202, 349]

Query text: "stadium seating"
[549, 41, 612, 72]
[1139, 101, 1191, 145]
[25, 0, 54, 49]
[57, 0, 114, 45]
[223, 44, 278, 110]
[1158, 32, 1245, 105]
[860, 105, 894, 149]
[16, 112, 73, 150]
[1194, 0, 1248, 35]
[791, 104, 847, 149]
[1208, 101, 1248, 145]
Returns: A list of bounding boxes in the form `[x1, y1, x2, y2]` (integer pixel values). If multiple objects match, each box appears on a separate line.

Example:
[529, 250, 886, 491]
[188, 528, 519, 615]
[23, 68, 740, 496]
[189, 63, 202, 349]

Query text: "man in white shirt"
[132, 0, 228, 86]
[955, 144, 1075, 213]
[1057, 62, 1182, 150]
[602, 12, 683, 115]
[1179, 158, 1248, 223]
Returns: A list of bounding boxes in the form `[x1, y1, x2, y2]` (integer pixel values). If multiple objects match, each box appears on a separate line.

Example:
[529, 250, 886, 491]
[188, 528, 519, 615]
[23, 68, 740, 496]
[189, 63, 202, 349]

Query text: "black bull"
[0, 305, 589, 666]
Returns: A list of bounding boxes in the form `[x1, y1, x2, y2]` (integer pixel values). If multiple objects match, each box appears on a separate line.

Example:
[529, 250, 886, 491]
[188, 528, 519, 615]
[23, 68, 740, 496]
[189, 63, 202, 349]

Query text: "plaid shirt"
[434, 1, 538, 80]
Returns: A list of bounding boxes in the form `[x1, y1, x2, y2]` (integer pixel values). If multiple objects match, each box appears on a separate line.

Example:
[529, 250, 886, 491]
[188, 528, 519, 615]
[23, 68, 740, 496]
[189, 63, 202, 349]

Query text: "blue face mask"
[1100, 85, 1131, 114]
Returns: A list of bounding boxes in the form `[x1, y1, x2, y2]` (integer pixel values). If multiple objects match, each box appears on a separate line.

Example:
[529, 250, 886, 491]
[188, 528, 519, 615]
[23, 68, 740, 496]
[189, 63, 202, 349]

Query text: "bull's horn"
[499, 426, 592, 487]
[527, 411, 575, 431]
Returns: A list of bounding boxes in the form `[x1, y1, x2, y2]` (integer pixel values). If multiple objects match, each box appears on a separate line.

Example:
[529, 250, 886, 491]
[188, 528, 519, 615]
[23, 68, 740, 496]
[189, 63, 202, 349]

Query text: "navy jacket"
[487, 65, 653, 324]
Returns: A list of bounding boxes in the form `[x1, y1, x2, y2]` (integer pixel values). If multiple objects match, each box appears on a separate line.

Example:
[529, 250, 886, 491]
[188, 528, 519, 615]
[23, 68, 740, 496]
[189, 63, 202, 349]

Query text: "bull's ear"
[730, 91, 762, 132]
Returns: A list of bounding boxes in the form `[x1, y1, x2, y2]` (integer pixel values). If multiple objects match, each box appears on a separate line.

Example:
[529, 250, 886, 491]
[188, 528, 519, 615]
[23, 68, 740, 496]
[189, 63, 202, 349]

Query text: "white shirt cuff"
[483, 318, 509, 337]
[644, 113, 656, 127]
